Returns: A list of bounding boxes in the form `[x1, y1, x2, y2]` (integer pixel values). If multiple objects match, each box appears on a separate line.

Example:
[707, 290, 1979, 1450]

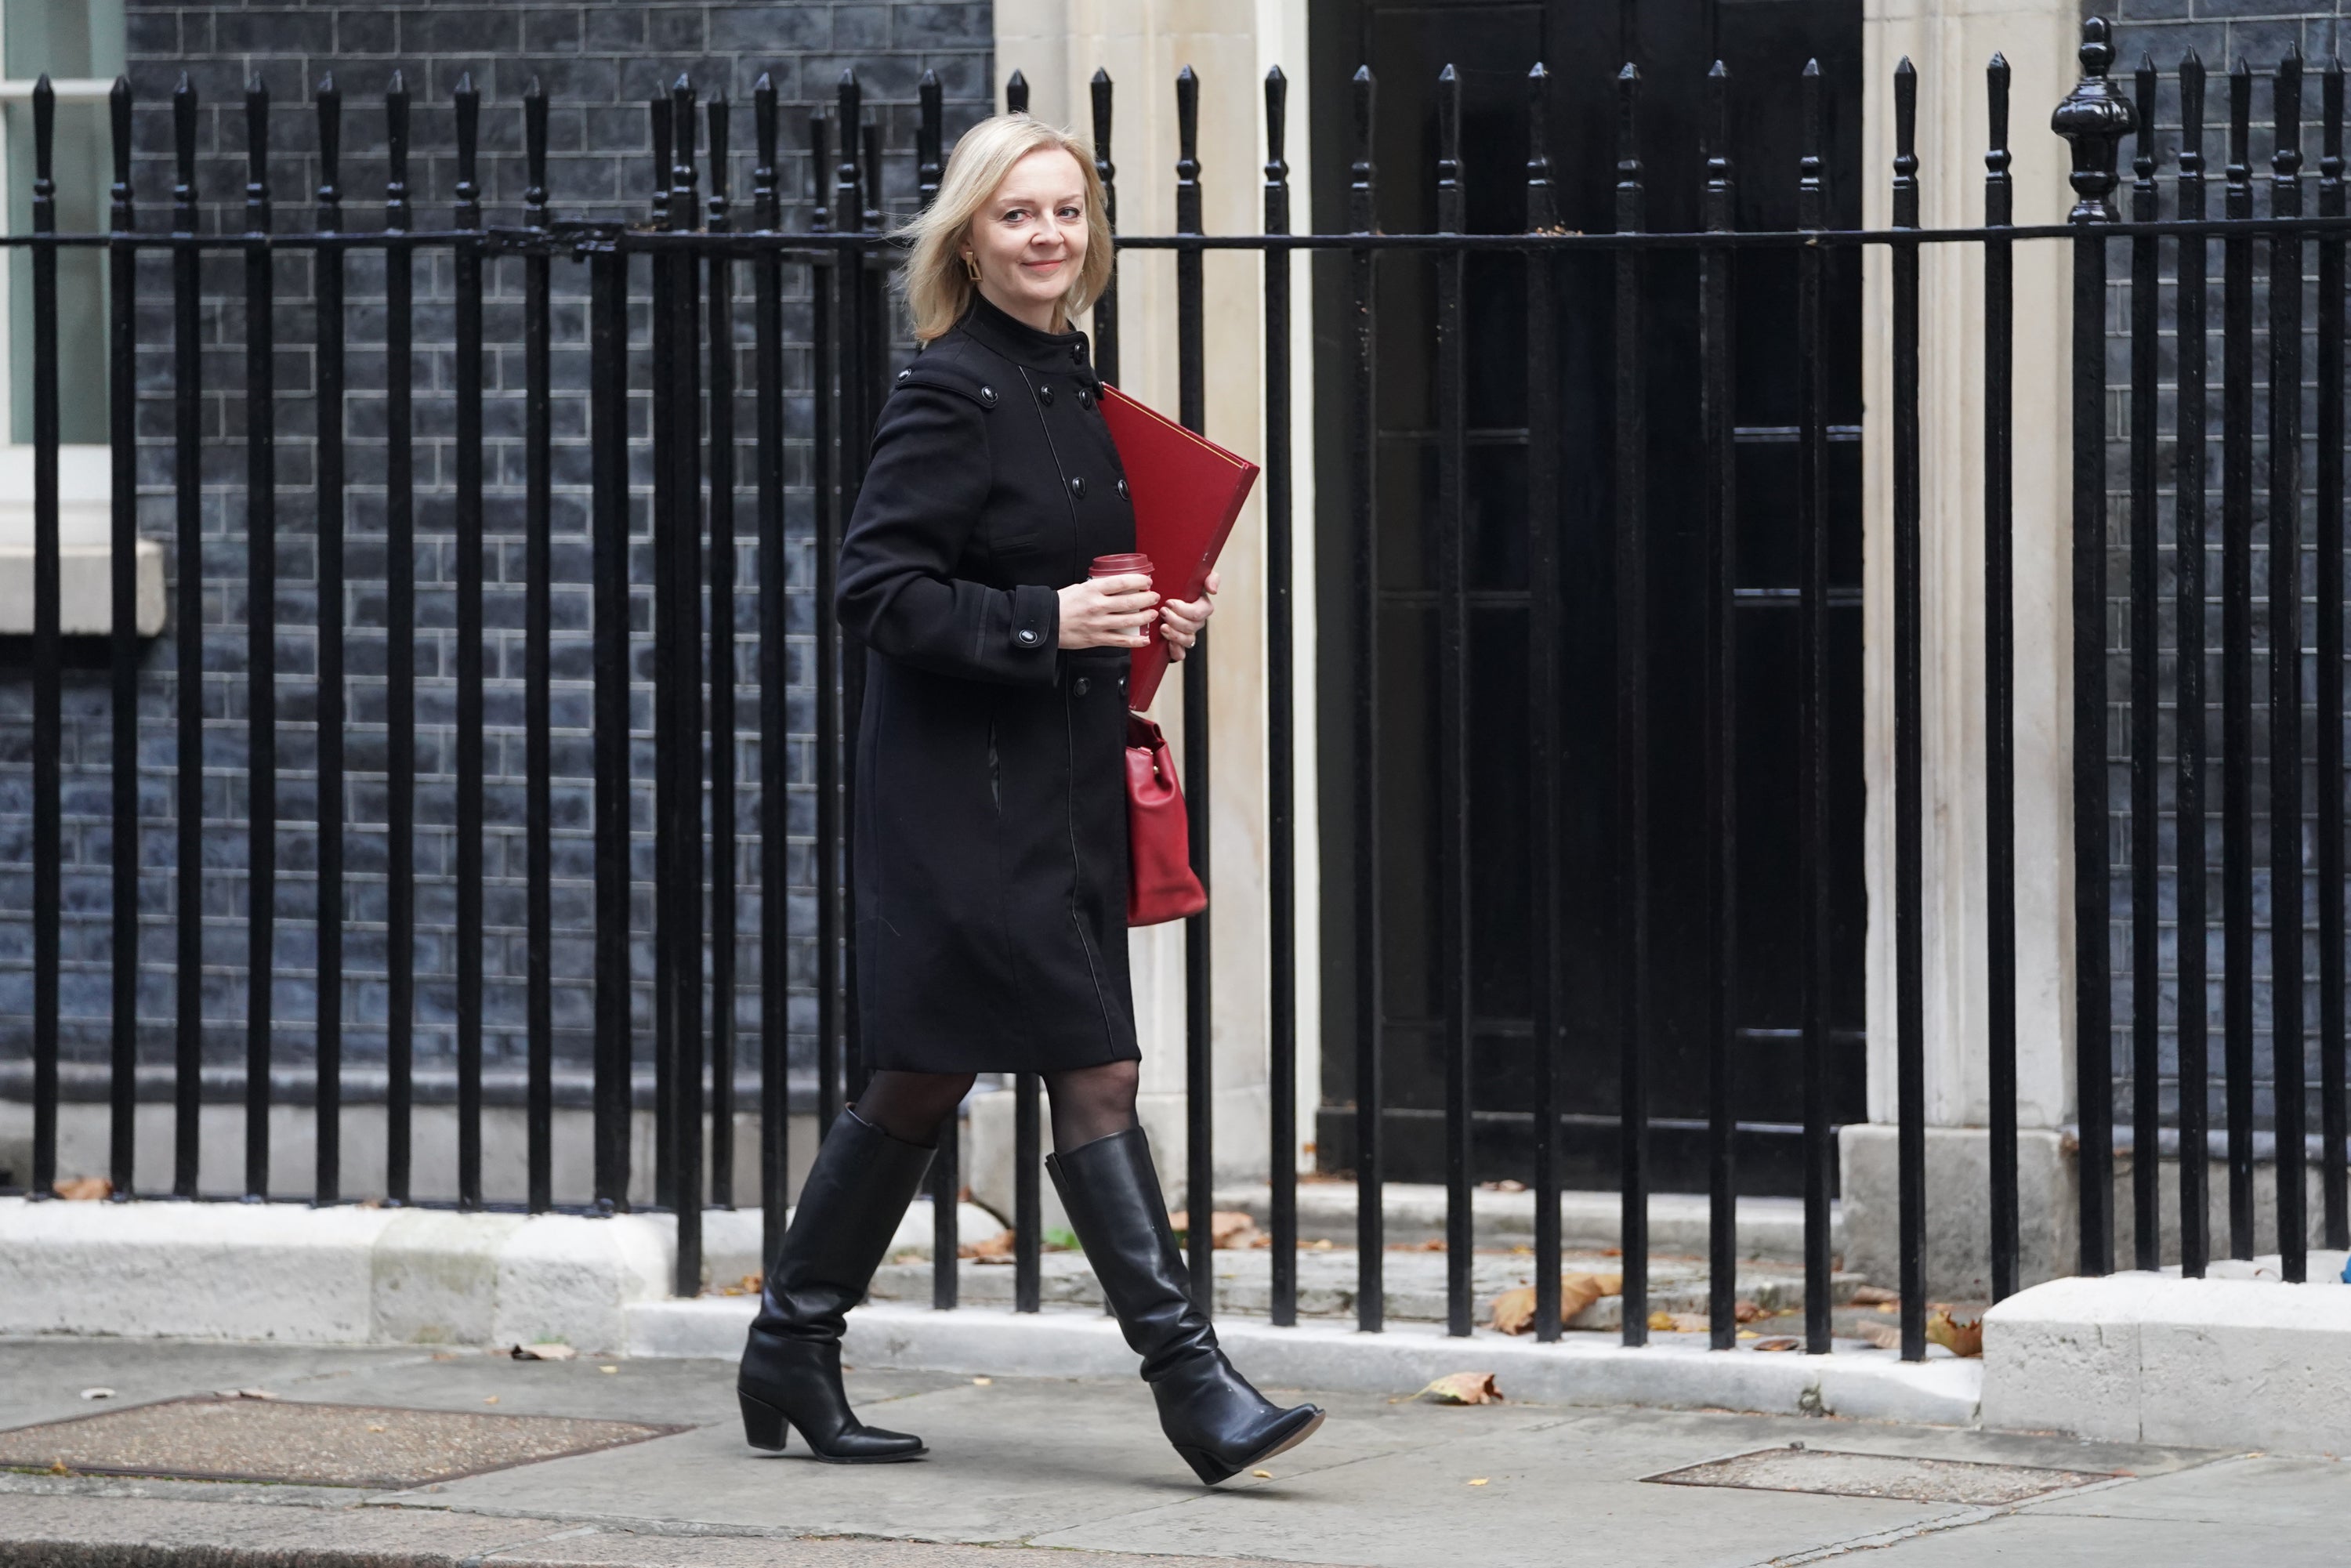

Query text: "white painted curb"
[1982, 1265, 2351, 1453]
[627, 1296, 1984, 1427]
[0, 1195, 998, 1356]
[0, 1196, 672, 1354]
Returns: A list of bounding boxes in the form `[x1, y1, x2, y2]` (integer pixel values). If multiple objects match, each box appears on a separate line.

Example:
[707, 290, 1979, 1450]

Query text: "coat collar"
[958, 291, 1094, 376]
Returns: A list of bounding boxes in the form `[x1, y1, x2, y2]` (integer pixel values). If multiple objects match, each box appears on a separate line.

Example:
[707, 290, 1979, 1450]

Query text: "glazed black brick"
[2098, 3, 2350, 1128]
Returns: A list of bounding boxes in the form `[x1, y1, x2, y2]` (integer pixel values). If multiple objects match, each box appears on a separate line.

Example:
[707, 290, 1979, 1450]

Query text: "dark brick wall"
[0, 2, 990, 1162]
[2109, 2, 2345, 77]
[2099, 5, 2345, 1139]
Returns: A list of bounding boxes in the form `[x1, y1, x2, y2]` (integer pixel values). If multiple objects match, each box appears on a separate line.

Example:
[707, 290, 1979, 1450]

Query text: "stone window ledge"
[0, 444, 164, 636]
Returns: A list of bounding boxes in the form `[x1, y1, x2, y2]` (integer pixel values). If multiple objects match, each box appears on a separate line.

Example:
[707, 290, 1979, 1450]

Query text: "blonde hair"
[900, 114, 1112, 342]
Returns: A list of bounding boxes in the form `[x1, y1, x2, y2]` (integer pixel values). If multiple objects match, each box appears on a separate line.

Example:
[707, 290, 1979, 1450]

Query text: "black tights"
[853, 1060, 1140, 1153]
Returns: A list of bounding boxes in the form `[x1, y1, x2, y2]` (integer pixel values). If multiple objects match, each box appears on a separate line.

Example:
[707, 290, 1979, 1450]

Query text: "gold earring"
[962, 253, 980, 281]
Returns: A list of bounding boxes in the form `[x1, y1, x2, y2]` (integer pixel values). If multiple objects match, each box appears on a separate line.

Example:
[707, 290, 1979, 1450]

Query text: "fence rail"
[6, 18, 2348, 1361]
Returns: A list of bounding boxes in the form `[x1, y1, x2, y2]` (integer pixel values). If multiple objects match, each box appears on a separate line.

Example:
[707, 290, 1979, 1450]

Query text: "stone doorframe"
[1848, 0, 2086, 1294]
[976, 1, 1320, 1210]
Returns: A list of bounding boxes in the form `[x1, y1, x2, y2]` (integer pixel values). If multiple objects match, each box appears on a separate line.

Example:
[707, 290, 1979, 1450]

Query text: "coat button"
[1017, 628, 1039, 646]
[1074, 676, 1092, 697]
[1117, 478, 1130, 499]
[1037, 382, 1055, 406]
[1078, 387, 1095, 409]
[896, 368, 911, 382]
[1070, 343, 1085, 364]
[980, 385, 998, 406]
[1069, 476, 1087, 498]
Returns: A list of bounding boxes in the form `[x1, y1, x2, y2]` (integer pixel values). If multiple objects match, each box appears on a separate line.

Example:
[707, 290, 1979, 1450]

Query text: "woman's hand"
[1057, 572, 1161, 650]
[1159, 570, 1219, 661]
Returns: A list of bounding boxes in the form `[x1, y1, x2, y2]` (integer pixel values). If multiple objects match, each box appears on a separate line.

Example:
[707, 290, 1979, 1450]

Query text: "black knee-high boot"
[737, 1109, 934, 1461]
[1048, 1126, 1325, 1484]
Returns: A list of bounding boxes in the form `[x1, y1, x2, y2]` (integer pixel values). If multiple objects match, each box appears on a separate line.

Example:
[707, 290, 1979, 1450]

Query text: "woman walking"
[735, 112, 1324, 1486]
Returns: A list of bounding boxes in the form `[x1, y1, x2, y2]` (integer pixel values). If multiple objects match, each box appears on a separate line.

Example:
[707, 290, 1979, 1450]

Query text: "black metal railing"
[2083, 43, 2351, 1285]
[5, 18, 2347, 1363]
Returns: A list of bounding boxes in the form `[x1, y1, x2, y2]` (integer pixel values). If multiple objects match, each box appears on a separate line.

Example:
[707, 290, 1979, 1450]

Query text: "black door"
[1310, 0, 1867, 1194]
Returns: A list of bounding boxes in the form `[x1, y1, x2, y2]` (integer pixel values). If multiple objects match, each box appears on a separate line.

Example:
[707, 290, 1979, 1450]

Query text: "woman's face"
[963, 146, 1089, 329]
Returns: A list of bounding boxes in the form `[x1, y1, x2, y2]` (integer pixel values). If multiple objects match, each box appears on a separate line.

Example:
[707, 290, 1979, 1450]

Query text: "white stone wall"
[989, 0, 1320, 1186]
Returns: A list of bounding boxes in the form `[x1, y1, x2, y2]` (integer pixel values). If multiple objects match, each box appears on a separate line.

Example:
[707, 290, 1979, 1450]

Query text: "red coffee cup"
[1090, 552, 1154, 581]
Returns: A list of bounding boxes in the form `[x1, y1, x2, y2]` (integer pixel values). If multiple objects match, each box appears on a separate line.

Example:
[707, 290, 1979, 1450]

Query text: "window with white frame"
[0, 0, 159, 636]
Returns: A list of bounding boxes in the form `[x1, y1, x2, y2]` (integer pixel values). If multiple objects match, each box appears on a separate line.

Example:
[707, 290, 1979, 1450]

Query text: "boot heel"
[738, 1390, 790, 1453]
[1174, 1446, 1237, 1486]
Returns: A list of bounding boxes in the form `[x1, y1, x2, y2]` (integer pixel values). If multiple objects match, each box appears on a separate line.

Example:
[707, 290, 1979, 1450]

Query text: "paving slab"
[0, 1340, 433, 1431]
[0, 1338, 2330, 1568]
[1846, 1510, 2327, 1565]
[2011, 1450, 2350, 1526]
[0, 1395, 686, 1488]
[0, 1493, 1296, 1568]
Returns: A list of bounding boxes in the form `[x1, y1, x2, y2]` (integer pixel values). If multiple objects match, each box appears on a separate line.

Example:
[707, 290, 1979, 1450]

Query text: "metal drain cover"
[0, 1396, 689, 1489]
[1646, 1446, 2115, 1506]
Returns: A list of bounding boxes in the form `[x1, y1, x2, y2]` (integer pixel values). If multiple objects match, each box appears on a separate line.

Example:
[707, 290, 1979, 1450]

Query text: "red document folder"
[1098, 384, 1259, 711]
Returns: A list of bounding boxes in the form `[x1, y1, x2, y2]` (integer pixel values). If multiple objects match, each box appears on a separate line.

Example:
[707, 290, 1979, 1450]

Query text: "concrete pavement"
[2, 1336, 2340, 1567]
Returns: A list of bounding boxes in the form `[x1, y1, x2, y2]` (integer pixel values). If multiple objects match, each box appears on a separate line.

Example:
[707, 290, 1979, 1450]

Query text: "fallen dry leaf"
[959, 1228, 1020, 1263]
[972, 1377, 993, 1386]
[1417, 1371, 1504, 1406]
[483, 1396, 500, 1406]
[1849, 1284, 1900, 1306]
[1733, 1299, 1766, 1324]
[1855, 1320, 1904, 1351]
[1490, 1287, 1537, 1334]
[1310, 1238, 1335, 1251]
[598, 1367, 618, 1375]
[1168, 1210, 1261, 1250]
[48, 1460, 68, 1476]
[739, 1274, 763, 1294]
[1646, 1311, 1709, 1334]
[1752, 1337, 1802, 1353]
[1925, 1309, 1984, 1358]
[53, 1175, 110, 1201]
[367, 1424, 387, 1434]
[1489, 1273, 1625, 1334]
[1252, 1468, 1273, 1479]
[1467, 1477, 1491, 1486]
[511, 1343, 577, 1361]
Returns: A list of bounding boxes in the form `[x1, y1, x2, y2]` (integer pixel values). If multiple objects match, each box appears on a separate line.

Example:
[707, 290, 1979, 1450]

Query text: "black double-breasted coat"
[836, 294, 1142, 1074]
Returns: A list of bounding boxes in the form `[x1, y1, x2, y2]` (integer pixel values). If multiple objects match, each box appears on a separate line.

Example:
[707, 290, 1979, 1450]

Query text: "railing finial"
[2052, 16, 2138, 223]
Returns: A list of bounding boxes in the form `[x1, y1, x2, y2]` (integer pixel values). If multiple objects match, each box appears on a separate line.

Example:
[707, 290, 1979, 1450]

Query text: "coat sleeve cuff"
[1009, 583, 1059, 665]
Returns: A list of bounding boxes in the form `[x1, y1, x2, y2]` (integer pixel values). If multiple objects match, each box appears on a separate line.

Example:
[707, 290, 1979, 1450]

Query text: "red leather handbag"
[1126, 712, 1207, 926]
